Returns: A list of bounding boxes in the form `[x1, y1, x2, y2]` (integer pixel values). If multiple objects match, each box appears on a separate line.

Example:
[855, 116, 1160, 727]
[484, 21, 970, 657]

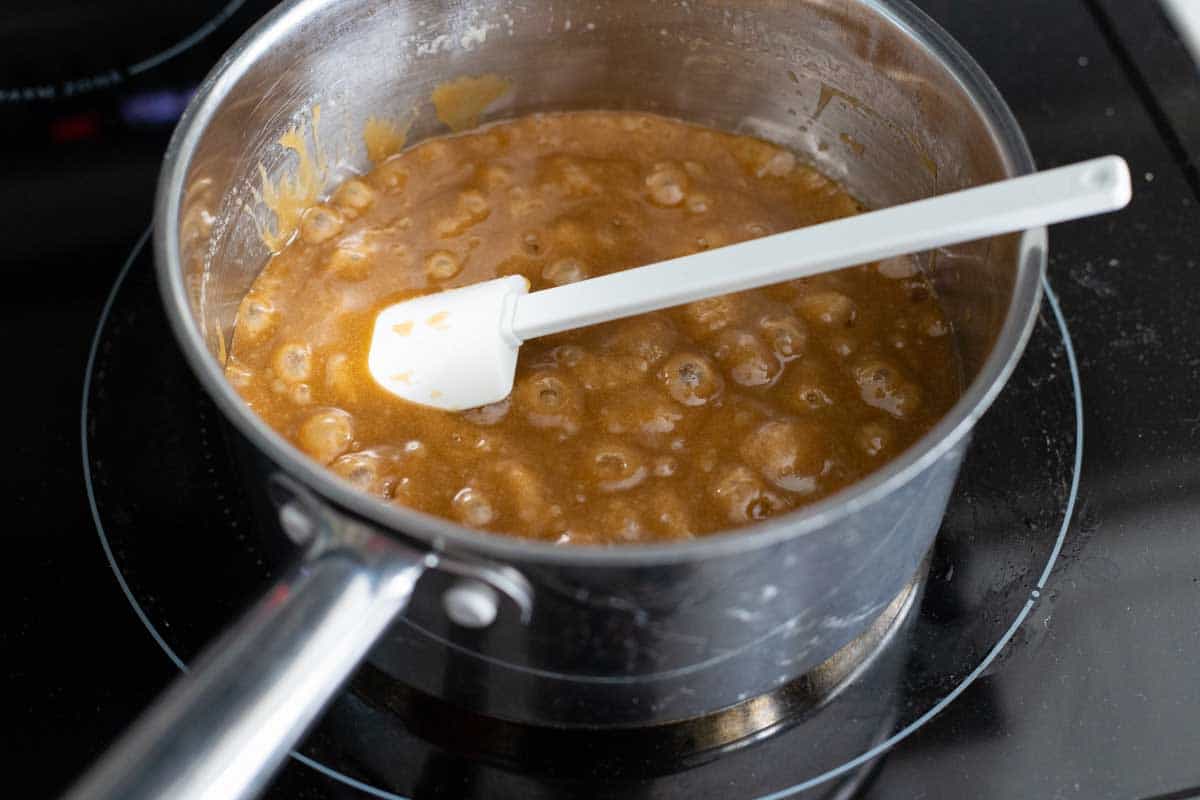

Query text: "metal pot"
[68, 0, 1044, 798]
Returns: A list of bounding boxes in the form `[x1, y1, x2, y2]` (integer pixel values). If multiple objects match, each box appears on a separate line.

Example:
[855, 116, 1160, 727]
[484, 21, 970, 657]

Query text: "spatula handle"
[510, 156, 1130, 340]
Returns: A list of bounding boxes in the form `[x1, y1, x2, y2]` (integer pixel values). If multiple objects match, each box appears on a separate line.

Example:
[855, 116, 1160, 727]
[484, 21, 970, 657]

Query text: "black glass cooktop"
[3, 1, 1199, 798]
[80, 221, 1081, 798]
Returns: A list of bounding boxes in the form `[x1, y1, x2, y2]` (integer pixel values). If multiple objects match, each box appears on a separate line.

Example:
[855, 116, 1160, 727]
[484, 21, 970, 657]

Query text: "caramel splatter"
[427, 311, 451, 330]
[364, 116, 412, 164]
[840, 132, 866, 157]
[813, 83, 864, 121]
[257, 106, 327, 252]
[392, 321, 414, 336]
[432, 74, 511, 132]
[814, 84, 936, 179]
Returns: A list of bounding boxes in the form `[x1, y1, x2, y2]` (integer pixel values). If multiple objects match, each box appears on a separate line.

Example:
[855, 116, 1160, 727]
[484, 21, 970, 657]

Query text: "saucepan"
[67, 0, 1044, 797]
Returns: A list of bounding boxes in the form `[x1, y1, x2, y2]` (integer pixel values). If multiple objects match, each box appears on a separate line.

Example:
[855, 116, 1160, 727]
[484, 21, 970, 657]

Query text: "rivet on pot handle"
[63, 475, 536, 800]
[424, 551, 534, 624]
[444, 580, 501, 628]
[277, 470, 534, 624]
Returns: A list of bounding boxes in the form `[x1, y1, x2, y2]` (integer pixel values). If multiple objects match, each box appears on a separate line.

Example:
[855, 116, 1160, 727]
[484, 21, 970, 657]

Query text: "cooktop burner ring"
[82, 226, 1082, 799]
[1, 0, 248, 103]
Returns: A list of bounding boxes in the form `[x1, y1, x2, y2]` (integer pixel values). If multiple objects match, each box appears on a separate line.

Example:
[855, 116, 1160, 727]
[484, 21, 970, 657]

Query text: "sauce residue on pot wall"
[363, 116, 412, 164]
[257, 106, 327, 252]
[255, 75, 510, 251]
[840, 132, 866, 157]
[431, 74, 511, 132]
[813, 83, 937, 180]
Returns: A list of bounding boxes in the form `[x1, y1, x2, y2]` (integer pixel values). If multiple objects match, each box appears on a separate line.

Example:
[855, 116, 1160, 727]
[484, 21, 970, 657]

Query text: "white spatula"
[368, 155, 1130, 411]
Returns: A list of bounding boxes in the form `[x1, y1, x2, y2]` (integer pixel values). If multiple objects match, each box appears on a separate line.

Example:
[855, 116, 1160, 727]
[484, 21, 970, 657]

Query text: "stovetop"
[3, 1, 1199, 798]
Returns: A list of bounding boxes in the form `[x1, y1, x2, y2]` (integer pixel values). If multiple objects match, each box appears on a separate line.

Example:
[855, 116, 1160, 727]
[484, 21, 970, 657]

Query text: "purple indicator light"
[119, 88, 195, 126]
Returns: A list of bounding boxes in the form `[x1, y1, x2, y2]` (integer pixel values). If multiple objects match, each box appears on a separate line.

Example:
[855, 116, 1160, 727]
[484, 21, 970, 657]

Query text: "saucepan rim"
[154, 0, 1045, 567]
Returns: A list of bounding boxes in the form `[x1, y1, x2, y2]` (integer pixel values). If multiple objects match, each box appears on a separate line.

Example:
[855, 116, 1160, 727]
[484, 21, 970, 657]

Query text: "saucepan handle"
[63, 538, 426, 800]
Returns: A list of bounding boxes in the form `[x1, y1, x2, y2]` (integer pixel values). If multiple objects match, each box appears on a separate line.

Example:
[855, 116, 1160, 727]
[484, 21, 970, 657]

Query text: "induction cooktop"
[3, 2, 1198, 798]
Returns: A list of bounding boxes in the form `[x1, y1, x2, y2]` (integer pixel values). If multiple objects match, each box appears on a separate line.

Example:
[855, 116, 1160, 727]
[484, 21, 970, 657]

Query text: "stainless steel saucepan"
[67, 1, 1044, 797]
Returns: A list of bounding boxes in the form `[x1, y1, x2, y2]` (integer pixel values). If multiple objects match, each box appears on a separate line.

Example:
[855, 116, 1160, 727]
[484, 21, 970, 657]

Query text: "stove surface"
[2, 1, 1198, 798]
